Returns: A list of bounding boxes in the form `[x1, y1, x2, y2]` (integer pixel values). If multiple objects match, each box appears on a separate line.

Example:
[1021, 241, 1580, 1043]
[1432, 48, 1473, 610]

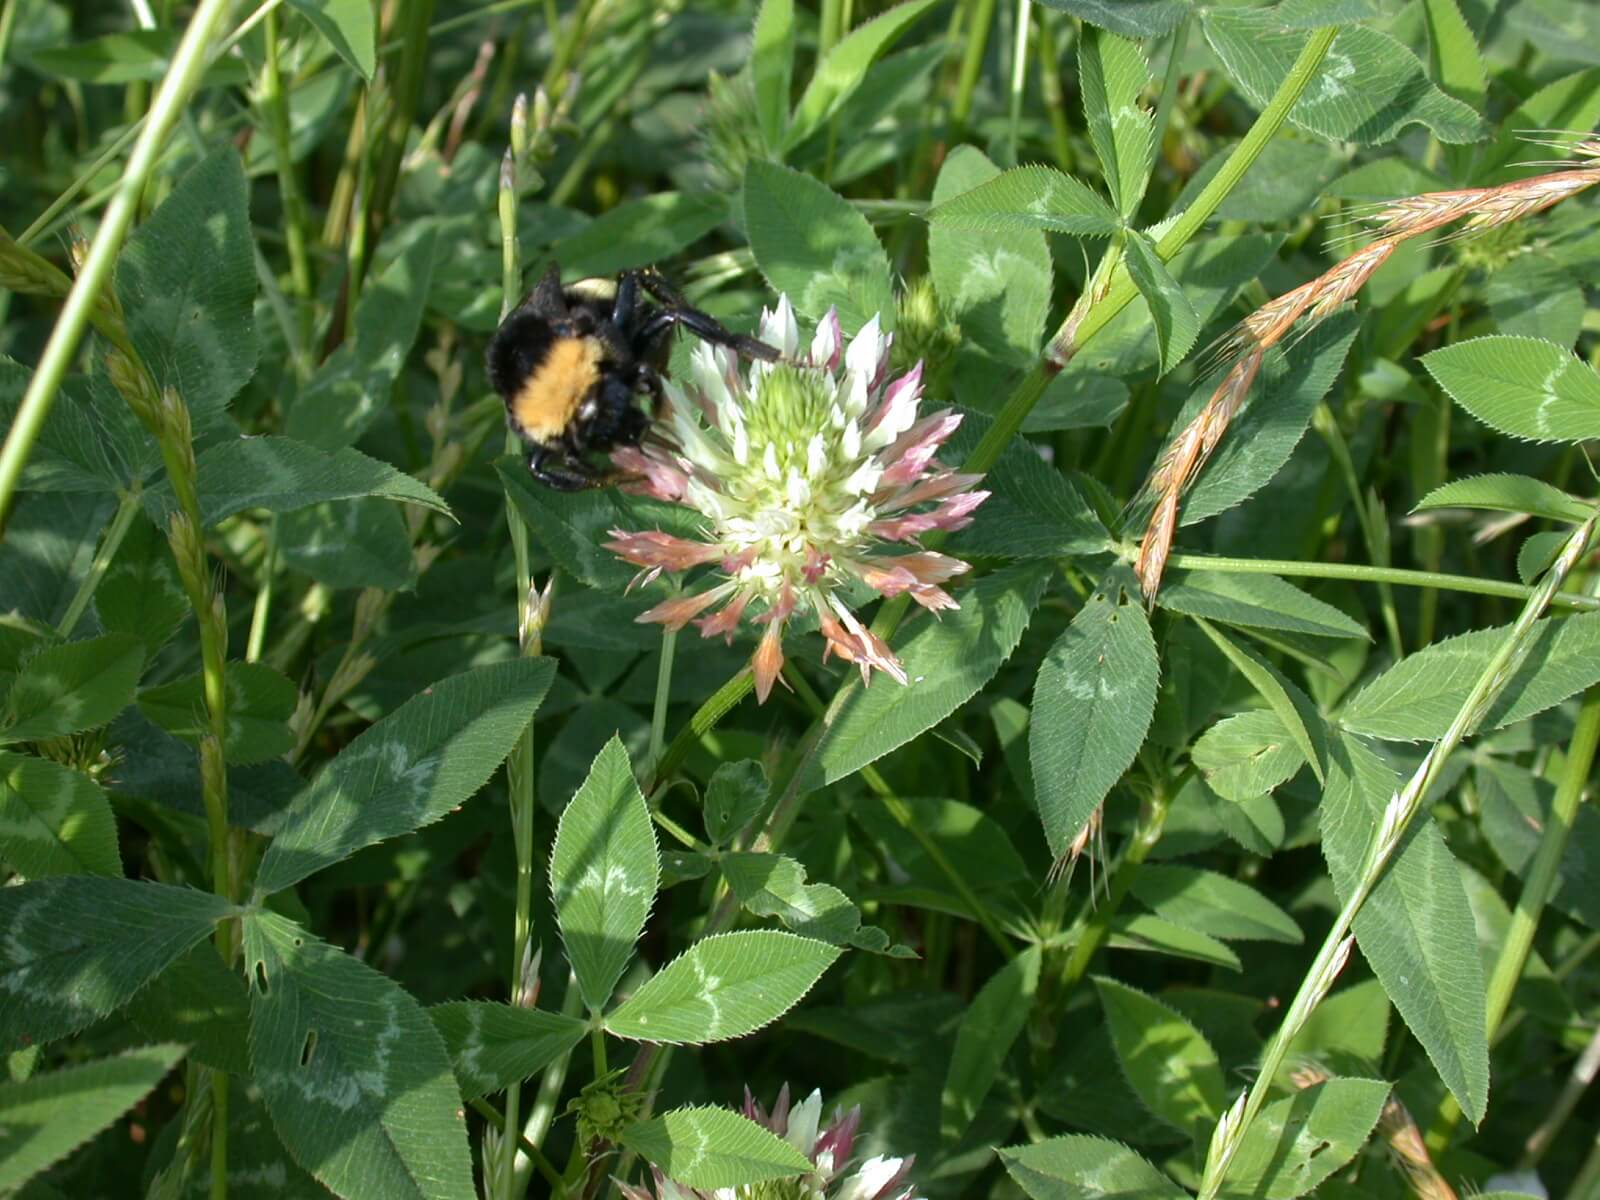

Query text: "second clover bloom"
[604, 297, 988, 703]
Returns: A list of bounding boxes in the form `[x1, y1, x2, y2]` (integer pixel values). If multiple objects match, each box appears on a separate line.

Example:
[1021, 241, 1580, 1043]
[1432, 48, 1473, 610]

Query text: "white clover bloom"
[604, 298, 988, 702]
[615, 1086, 922, 1200]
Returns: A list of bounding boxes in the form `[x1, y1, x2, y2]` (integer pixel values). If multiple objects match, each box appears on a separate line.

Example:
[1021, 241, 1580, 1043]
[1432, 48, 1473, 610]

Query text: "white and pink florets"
[604, 297, 988, 703]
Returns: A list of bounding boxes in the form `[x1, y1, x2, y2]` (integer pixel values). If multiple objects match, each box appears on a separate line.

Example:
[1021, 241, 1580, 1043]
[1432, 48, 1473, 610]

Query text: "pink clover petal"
[831, 598, 909, 685]
[843, 1156, 914, 1200]
[769, 1083, 792, 1137]
[755, 579, 798, 625]
[695, 589, 753, 643]
[721, 545, 761, 575]
[802, 545, 832, 583]
[816, 1106, 861, 1177]
[809, 307, 843, 370]
[868, 513, 941, 542]
[751, 623, 786, 703]
[863, 362, 924, 439]
[635, 585, 731, 631]
[877, 411, 962, 486]
[611, 446, 689, 502]
[855, 561, 920, 597]
[908, 584, 959, 612]
[603, 529, 722, 572]
[884, 550, 971, 584]
[876, 470, 985, 512]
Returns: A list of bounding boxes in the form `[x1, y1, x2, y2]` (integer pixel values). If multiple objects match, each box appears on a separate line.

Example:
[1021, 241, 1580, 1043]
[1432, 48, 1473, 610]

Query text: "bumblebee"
[488, 264, 780, 490]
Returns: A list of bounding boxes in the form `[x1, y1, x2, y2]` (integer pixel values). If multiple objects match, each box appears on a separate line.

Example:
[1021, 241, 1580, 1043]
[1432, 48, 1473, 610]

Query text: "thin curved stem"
[0, 0, 235, 536]
[1053, 25, 1339, 364]
[1149, 548, 1600, 613]
[1197, 516, 1598, 1199]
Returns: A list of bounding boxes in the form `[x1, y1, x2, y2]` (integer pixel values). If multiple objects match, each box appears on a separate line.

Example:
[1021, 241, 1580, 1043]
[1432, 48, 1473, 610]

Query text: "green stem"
[1005, 0, 1029, 164]
[18, 122, 143, 248]
[649, 670, 754, 788]
[782, 665, 1014, 958]
[1573, 1130, 1600, 1200]
[1146, 549, 1600, 613]
[520, 970, 584, 1190]
[367, 0, 435, 233]
[818, 0, 843, 56]
[0, 0, 18, 68]
[245, 538, 278, 664]
[951, 0, 998, 132]
[1196, 516, 1599, 1200]
[56, 490, 140, 637]
[499, 137, 540, 1200]
[1427, 685, 1600, 1149]
[260, 8, 314, 312]
[1148, 16, 1190, 166]
[1522, 1022, 1600, 1171]
[0, 0, 235, 536]
[1057, 780, 1171, 990]
[649, 627, 677, 770]
[467, 1097, 563, 1190]
[1032, 12, 1073, 173]
[1052, 24, 1338, 362]
[1314, 405, 1403, 658]
[878, 786, 1015, 959]
[209, 1069, 228, 1200]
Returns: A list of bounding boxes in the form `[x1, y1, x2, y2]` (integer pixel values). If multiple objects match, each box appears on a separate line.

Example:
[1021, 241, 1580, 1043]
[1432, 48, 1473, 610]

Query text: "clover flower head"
[615, 1085, 922, 1200]
[604, 297, 988, 702]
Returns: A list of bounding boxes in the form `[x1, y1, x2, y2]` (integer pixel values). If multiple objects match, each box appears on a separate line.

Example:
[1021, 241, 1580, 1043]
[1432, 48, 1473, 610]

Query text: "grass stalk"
[1196, 515, 1598, 1200]
[1005, 0, 1030, 164]
[496, 126, 548, 1200]
[260, 8, 315, 311]
[55, 490, 141, 638]
[0, 0, 235, 536]
[1426, 684, 1600, 1149]
[951, 0, 998, 133]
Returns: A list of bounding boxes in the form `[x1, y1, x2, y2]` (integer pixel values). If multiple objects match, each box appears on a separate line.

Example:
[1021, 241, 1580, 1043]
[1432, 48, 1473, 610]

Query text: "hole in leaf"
[300, 1030, 318, 1068]
[253, 961, 270, 994]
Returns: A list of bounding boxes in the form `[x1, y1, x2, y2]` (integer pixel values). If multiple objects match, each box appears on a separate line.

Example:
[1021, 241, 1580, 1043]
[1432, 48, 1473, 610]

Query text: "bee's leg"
[636, 275, 781, 363]
[528, 444, 603, 491]
[611, 271, 641, 329]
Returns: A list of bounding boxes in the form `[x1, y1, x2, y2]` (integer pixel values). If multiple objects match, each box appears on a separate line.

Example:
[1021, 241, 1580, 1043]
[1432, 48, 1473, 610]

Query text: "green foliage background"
[3, 0, 1600, 1198]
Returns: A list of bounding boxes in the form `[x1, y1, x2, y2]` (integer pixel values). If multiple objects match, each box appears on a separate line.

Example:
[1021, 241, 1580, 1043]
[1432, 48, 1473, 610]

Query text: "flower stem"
[648, 627, 678, 770]
[1145, 549, 1600, 613]
[1196, 516, 1598, 1200]
[650, 669, 755, 788]
[0, 0, 235, 536]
